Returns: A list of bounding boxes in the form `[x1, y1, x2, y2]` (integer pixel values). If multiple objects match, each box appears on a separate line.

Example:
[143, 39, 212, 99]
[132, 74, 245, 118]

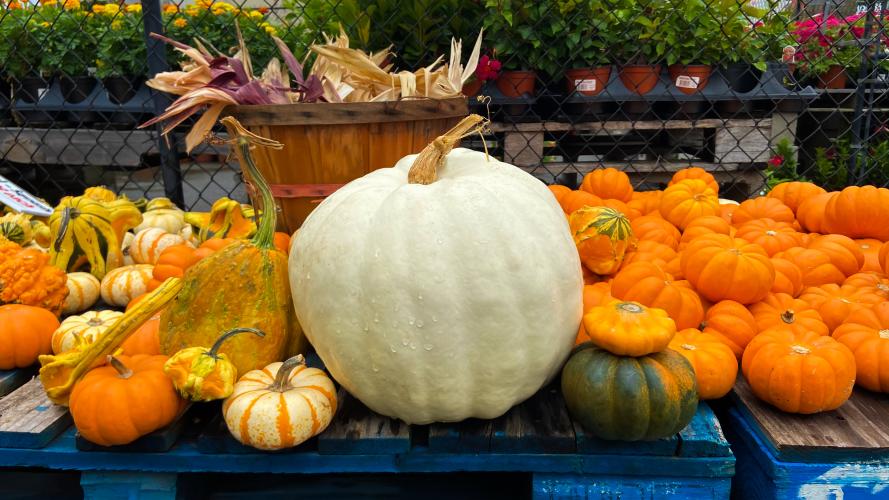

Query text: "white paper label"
[675, 75, 700, 89]
[37, 87, 48, 100]
[0, 175, 53, 217]
[574, 79, 597, 92]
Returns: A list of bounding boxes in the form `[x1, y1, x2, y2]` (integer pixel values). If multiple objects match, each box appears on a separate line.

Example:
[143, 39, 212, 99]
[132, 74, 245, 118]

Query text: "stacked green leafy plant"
[660, 0, 737, 66]
[481, 0, 553, 72]
[548, 0, 618, 75]
[745, 8, 795, 70]
[92, 4, 147, 79]
[610, 0, 668, 65]
[285, 0, 483, 69]
[0, 7, 40, 79]
[31, 3, 97, 77]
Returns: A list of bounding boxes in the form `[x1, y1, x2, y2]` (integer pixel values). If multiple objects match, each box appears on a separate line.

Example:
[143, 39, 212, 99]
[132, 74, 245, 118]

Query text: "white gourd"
[62, 272, 101, 314]
[134, 208, 186, 233]
[289, 117, 583, 424]
[131, 228, 187, 264]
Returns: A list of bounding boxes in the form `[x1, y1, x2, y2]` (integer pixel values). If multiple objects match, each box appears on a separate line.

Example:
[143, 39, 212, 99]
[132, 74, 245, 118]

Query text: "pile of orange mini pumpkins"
[554, 167, 889, 415]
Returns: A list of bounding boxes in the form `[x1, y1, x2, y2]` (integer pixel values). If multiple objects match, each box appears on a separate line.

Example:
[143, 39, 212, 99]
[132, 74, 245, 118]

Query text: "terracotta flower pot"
[817, 65, 848, 89]
[618, 65, 662, 95]
[565, 67, 612, 96]
[462, 79, 484, 97]
[668, 64, 712, 95]
[495, 70, 536, 97]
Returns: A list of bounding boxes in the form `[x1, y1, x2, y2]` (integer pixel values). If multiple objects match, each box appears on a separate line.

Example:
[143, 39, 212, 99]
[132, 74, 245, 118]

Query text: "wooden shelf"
[490, 118, 772, 134]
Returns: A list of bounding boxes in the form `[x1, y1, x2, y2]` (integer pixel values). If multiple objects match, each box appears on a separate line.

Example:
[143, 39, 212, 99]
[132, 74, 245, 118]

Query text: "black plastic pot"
[722, 63, 760, 93]
[14, 75, 51, 103]
[59, 75, 97, 103]
[103, 75, 143, 104]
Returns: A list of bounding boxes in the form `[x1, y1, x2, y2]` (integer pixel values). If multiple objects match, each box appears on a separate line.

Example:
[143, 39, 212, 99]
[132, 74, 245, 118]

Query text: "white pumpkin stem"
[107, 355, 133, 379]
[271, 355, 306, 392]
[208, 327, 266, 358]
[407, 114, 488, 185]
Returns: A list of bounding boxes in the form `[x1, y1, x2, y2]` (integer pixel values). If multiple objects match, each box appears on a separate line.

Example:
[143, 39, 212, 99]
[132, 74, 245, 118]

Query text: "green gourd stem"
[271, 355, 305, 392]
[207, 327, 266, 358]
[53, 206, 74, 253]
[107, 355, 133, 379]
[237, 138, 276, 250]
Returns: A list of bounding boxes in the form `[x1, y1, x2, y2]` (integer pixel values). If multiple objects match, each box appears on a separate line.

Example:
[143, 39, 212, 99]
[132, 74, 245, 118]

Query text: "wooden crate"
[724, 377, 889, 499]
[0, 366, 734, 500]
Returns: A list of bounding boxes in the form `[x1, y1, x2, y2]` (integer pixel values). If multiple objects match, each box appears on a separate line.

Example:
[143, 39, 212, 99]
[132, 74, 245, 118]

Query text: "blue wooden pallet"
[724, 377, 889, 499]
[0, 380, 734, 500]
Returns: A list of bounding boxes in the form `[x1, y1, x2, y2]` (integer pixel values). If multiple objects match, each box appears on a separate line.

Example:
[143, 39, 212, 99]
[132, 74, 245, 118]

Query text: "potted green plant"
[94, 4, 148, 103]
[34, 3, 98, 104]
[560, 0, 614, 96]
[483, 0, 546, 97]
[1, 5, 43, 103]
[613, 0, 667, 95]
[730, 6, 795, 91]
[661, 0, 734, 95]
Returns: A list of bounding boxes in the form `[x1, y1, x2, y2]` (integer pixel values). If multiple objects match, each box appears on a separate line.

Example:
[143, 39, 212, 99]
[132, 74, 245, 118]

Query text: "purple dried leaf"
[231, 79, 274, 105]
[272, 36, 306, 86]
[300, 75, 325, 103]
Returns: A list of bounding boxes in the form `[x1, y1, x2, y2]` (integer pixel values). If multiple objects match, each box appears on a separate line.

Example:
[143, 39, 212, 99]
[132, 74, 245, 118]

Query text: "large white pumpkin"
[289, 146, 582, 424]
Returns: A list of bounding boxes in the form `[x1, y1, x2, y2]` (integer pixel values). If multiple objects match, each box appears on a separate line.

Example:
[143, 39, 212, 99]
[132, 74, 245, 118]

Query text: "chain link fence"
[0, 0, 887, 209]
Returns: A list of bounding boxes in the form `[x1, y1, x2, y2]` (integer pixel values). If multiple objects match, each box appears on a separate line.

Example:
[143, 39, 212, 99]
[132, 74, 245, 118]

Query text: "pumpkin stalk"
[271, 355, 305, 392]
[53, 207, 74, 253]
[220, 116, 282, 251]
[208, 327, 266, 359]
[407, 114, 488, 185]
[107, 355, 133, 379]
[780, 309, 795, 324]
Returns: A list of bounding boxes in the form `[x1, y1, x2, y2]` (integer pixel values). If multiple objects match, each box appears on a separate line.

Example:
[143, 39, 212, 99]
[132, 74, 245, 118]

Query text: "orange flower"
[61, 0, 80, 9]
[173, 17, 187, 28]
[162, 4, 178, 13]
[5, 0, 22, 9]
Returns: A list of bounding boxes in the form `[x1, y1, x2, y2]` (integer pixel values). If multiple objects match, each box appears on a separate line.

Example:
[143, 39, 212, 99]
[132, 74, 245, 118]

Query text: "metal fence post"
[848, 0, 878, 184]
[140, 0, 186, 208]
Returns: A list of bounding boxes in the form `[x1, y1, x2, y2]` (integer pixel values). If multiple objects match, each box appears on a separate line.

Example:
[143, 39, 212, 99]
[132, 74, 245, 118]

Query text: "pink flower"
[475, 54, 502, 82]
[768, 156, 783, 168]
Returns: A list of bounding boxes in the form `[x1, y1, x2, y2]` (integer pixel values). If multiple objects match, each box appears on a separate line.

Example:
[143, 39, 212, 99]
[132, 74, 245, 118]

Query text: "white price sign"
[0, 175, 53, 217]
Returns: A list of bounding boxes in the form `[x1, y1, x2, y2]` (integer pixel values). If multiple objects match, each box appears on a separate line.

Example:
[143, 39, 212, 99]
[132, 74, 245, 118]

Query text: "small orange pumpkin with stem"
[808, 234, 865, 278]
[734, 218, 802, 257]
[580, 168, 634, 202]
[742, 328, 855, 414]
[630, 215, 680, 249]
[731, 197, 795, 226]
[582, 300, 676, 356]
[69, 354, 184, 446]
[0, 304, 59, 369]
[669, 167, 719, 194]
[770, 257, 804, 297]
[678, 215, 732, 248]
[680, 233, 774, 304]
[799, 284, 883, 333]
[748, 292, 829, 336]
[767, 181, 827, 215]
[611, 262, 704, 330]
[658, 179, 719, 230]
[669, 328, 737, 399]
[776, 247, 845, 287]
[701, 300, 758, 358]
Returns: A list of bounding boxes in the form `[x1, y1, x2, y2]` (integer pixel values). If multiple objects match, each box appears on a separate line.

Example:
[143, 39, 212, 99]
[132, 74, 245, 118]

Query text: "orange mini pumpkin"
[776, 247, 845, 287]
[807, 234, 865, 277]
[767, 181, 827, 215]
[630, 215, 681, 249]
[719, 203, 738, 225]
[601, 198, 641, 220]
[844, 272, 889, 300]
[748, 292, 829, 336]
[69, 355, 184, 446]
[678, 215, 733, 248]
[658, 179, 720, 230]
[701, 299, 758, 358]
[569, 206, 636, 276]
[548, 185, 572, 205]
[580, 168, 634, 202]
[799, 284, 883, 333]
[734, 218, 802, 257]
[770, 257, 804, 297]
[742, 328, 855, 414]
[823, 185, 889, 240]
[0, 304, 60, 370]
[731, 197, 795, 227]
[582, 300, 676, 356]
[669, 167, 719, 195]
[611, 262, 704, 330]
[832, 302, 889, 393]
[680, 234, 774, 304]
[669, 328, 738, 399]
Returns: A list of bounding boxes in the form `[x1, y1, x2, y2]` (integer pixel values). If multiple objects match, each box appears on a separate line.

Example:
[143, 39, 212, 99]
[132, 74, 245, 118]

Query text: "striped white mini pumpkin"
[62, 272, 101, 315]
[223, 356, 337, 450]
[100, 264, 154, 307]
[131, 228, 187, 265]
[52, 309, 124, 354]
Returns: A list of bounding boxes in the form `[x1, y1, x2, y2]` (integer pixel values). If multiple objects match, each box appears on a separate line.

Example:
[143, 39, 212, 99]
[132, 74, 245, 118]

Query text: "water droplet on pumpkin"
[423, 344, 433, 351]
[363, 325, 370, 333]
[432, 316, 438, 323]
[409, 342, 417, 350]
[374, 249, 381, 258]
[401, 338, 409, 346]
[416, 320, 424, 328]
[305, 272, 311, 280]
[372, 364, 379, 372]
[408, 317, 415, 326]
[390, 346, 397, 353]
[417, 294, 423, 301]
[436, 238, 443, 245]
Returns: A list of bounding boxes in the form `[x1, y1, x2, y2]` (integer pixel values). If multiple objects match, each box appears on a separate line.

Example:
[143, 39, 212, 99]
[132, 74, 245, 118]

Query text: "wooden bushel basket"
[227, 97, 468, 233]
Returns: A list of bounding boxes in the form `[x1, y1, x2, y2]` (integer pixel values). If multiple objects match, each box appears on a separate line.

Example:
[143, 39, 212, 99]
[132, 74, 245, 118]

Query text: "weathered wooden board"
[491, 118, 772, 133]
[0, 368, 35, 398]
[428, 418, 493, 453]
[317, 390, 411, 455]
[733, 377, 889, 462]
[0, 378, 71, 449]
[490, 385, 575, 454]
[573, 421, 679, 456]
[678, 404, 733, 457]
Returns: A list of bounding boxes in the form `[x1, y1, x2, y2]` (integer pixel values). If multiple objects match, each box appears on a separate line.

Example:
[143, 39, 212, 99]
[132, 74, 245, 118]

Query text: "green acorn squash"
[561, 343, 698, 441]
